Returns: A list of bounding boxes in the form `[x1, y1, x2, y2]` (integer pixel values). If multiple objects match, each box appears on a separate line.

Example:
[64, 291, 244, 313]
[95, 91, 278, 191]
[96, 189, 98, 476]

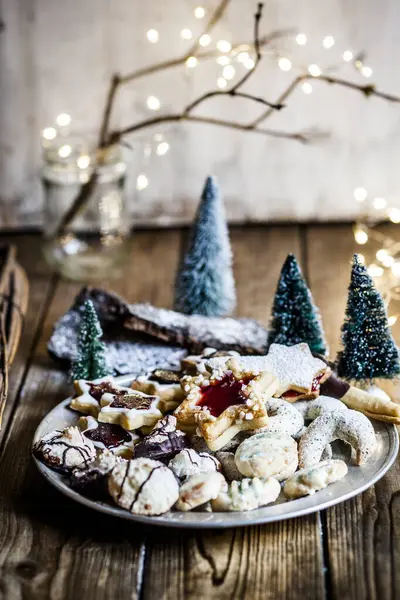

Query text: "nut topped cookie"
[175, 357, 278, 451]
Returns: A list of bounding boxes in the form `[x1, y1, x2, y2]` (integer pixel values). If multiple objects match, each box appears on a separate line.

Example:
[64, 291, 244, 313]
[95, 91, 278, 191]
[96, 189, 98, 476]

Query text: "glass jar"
[42, 137, 130, 281]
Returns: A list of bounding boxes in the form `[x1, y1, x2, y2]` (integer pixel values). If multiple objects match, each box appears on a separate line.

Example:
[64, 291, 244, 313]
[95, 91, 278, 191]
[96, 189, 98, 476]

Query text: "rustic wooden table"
[0, 226, 399, 600]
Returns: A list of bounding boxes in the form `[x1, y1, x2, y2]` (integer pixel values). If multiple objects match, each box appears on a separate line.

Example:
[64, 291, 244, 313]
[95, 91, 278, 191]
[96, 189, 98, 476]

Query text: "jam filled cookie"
[175, 472, 227, 511]
[70, 449, 124, 494]
[98, 390, 162, 431]
[134, 416, 187, 461]
[283, 459, 348, 499]
[70, 377, 132, 417]
[211, 477, 281, 512]
[298, 409, 376, 468]
[235, 431, 298, 481]
[175, 358, 278, 451]
[33, 426, 96, 472]
[169, 448, 220, 479]
[78, 416, 139, 458]
[108, 458, 179, 515]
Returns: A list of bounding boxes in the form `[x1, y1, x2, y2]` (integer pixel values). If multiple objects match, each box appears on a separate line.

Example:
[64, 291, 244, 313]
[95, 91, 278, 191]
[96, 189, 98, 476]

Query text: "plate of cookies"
[32, 343, 399, 528]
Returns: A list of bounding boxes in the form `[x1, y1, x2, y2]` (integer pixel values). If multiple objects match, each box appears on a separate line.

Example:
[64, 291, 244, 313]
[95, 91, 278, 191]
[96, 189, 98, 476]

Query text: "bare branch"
[185, 0, 231, 59]
[230, 2, 264, 93]
[98, 74, 121, 148]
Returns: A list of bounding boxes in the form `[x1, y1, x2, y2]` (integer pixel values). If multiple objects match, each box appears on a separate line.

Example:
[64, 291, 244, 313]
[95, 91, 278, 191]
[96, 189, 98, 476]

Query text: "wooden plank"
[142, 226, 326, 600]
[306, 224, 400, 600]
[0, 230, 181, 599]
[0, 234, 56, 443]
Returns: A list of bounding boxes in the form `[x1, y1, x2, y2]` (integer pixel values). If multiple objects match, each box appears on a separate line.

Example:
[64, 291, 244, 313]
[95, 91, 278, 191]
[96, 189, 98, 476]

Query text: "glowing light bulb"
[391, 261, 400, 277]
[146, 96, 160, 111]
[222, 64, 235, 80]
[388, 315, 397, 326]
[186, 56, 198, 68]
[217, 55, 230, 66]
[156, 141, 169, 156]
[217, 40, 232, 53]
[353, 187, 368, 202]
[56, 113, 71, 127]
[361, 66, 372, 78]
[368, 264, 384, 278]
[58, 144, 72, 158]
[237, 52, 249, 64]
[147, 29, 159, 43]
[296, 33, 307, 45]
[388, 208, 400, 223]
[217, 77, 227, 89]
[343, 50, 353, 62]
[373, 197, 387, 210]
[77, 154, 91, 169]
[278, 57, 292, 71]
[194, 6, 206, 19]
[323, 36, 335, 49]
[376, 249, 388, 262]
[382, 255, 395, 268]
[308, 64, 321, 77]
[42, 127, 57, 140]
[302, 82, 313, 94]
[199, 34, 211, 47]
[354, 226, 368, 245]
[244, 57, 255, 70]
[136, 174, 149, 190]
[180, 28, 193, 40]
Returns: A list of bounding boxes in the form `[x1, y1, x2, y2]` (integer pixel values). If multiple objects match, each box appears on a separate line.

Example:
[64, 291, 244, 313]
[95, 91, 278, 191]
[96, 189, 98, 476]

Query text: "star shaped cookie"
[98, 390, 162, 431]
[70, 376, 133, 417]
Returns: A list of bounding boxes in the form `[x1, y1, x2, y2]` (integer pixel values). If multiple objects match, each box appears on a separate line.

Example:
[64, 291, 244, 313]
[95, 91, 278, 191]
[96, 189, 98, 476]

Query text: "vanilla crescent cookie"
[98, 389, 162, 431]
[340, 386, 400, 425]
[283, 459, 348, 499]
[211, 477, 281, 511]
[235, 431, 298, 481]
[78, 416, 139, 458]
[169, 448, 220, 479]
[298, 409, 377, 468]
[33, 426, 96, 472]
[175, 472, 227, 511]
[70, 376, 131, 417]
[108, 458, 179, 515]
[175, 357, 278, 451]
[264, 397, 304, 437]
[294, 396, 348, 421]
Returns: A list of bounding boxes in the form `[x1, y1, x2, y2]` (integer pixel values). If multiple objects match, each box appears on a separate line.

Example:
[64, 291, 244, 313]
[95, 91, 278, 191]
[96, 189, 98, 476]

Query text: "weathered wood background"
[1, 0, 400, 227]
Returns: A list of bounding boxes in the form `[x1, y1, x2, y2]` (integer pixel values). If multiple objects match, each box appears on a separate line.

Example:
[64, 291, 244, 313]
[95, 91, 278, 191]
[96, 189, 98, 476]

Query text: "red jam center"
[197, 373, 253, 417]
[281, 374, 324, 399]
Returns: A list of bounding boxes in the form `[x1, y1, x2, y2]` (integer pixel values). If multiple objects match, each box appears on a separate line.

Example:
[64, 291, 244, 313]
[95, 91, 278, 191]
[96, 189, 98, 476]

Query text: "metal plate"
[32, 375, 399, 529]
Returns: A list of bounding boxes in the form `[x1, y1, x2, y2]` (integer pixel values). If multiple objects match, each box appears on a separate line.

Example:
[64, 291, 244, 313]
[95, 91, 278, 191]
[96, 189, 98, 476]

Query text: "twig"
[99, 74, 121, 148]
[230, 2, 263, 93]
[185, 0, 231, 58]
[53, 173, 99, 239]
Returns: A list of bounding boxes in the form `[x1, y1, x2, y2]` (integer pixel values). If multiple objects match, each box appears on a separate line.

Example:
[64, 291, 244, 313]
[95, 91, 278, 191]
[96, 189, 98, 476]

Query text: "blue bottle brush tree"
[70, 299, 109, 381]
[174, 175, 236, 316]
[267, 253, 327, 355]
[336, 254, 400, 381]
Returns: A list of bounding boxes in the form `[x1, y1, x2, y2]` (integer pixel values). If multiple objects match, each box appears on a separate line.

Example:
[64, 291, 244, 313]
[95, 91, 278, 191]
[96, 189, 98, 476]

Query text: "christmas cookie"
[175, 472, 227, 511]
[235, 431, 298, 481]
[181, 348, 240, 375]
[33, 426, 96, 472]
[70, 449, 123, 493]
[265, 397, 304, 437]
[131, 372, 185, 413]
[134, 416, 187, 461]
[298, 409, 377, 468]
[211, 477, 281, 512]
[294, 396, 348, 420]
[175, 357, 278, 451]
[98, 389, 162, 431]
[283, 459, 348, 499]
[108, 458, 179, 515]
[78, 416, 139, 458]
[215, 451, 244, 481]
[168, 448, 220, 479]
[70, 376, 131, 417]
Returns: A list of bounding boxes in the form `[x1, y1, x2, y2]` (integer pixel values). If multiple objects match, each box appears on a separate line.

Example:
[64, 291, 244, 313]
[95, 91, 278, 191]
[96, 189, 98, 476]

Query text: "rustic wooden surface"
[0, 226, 398, 600]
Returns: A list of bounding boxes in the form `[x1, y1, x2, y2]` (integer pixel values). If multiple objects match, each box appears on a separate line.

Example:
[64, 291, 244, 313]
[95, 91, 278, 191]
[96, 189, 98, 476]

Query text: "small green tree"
[70, 300, 109, 381]
[336, 254, 400, 381]
[174, 175, 236, 316]
[267, 254, 327, 354]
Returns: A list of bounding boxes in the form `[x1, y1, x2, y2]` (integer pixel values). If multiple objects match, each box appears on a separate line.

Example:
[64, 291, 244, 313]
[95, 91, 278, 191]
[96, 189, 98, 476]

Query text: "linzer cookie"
[78, 416, 139, 458]
[131, 371, 185, 413]
[175, 357, 278, 451]
[124, 303, 268, 354]
[70, 376, 132, 417]
[98, 389, 162, 431]
[134, 416, 187, 461]
[33, 426, 96, 472]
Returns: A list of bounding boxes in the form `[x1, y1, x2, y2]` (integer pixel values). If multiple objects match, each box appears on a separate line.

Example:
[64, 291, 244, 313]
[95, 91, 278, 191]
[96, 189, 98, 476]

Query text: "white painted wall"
[1, 0, 400, 227]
